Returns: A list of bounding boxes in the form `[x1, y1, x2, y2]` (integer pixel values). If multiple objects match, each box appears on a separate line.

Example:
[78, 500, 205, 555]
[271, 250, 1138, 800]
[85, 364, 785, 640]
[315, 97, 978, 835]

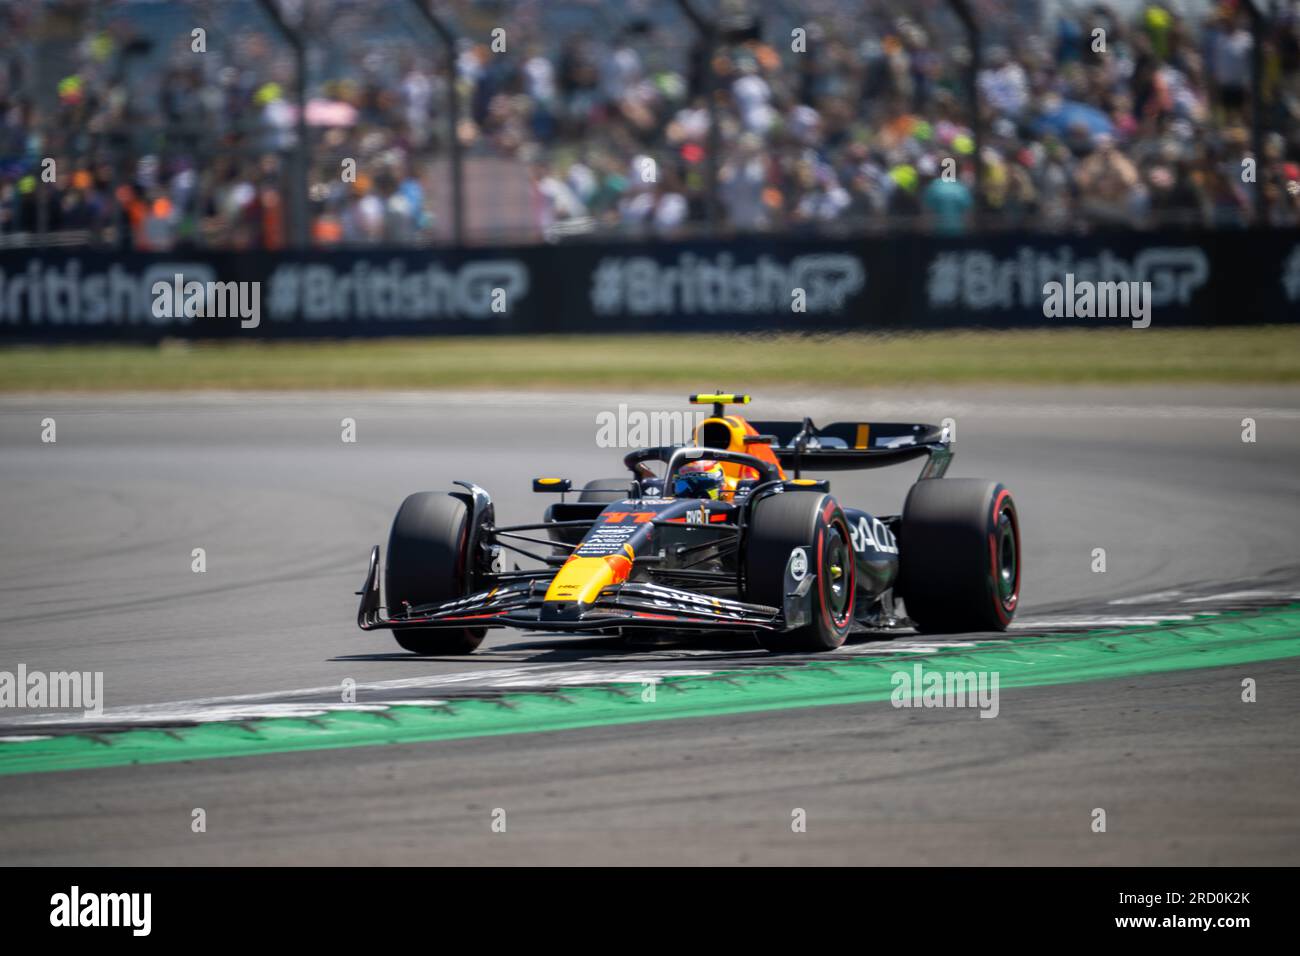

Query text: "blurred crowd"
[3, 0, 1300, 249]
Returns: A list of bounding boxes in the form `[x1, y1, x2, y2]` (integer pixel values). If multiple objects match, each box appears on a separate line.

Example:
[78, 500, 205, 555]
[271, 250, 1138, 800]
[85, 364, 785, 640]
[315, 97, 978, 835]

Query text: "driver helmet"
[675, 459, 725, 499]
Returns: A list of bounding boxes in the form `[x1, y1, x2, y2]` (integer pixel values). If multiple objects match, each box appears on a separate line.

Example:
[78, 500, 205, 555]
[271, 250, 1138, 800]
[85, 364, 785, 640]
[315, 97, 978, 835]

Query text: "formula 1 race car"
[357, 394, 1020, 654]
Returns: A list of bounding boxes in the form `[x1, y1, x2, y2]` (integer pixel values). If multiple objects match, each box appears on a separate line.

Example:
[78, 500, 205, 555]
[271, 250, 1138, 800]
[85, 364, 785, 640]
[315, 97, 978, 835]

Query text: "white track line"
[1107, 590, 1186, 605]
[0, 601, 1269, 734]
[0, 666, 717, 731]
[1182, 590, 1300, 604]
[1010, 614, 1199, 628]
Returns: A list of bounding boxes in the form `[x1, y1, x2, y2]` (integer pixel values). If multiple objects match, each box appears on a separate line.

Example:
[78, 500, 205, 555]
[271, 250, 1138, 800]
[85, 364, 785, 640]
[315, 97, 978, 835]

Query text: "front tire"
[898, 479, 1020, 633]
[385, 492, 486, 654]
[744, 492, 855, 652]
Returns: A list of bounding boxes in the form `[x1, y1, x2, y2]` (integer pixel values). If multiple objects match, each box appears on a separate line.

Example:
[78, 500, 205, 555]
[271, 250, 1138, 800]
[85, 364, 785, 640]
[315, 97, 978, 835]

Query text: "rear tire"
[579, 478, 633, 503]
[898, 479, 1020, 633]
[744, 492, 855, 652]
[385, 492, 486, 655]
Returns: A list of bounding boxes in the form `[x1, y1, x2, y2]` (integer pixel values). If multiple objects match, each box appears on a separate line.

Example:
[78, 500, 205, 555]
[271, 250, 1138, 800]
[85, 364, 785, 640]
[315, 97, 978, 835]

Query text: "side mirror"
[532, 478, 573, 493]
[784, 478, 830, 492]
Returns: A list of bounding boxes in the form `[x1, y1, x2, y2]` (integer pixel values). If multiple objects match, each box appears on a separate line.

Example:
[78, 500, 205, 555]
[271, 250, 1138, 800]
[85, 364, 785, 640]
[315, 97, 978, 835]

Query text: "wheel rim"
[995, 504, 1018, 611]
[824, 523, 852, 624]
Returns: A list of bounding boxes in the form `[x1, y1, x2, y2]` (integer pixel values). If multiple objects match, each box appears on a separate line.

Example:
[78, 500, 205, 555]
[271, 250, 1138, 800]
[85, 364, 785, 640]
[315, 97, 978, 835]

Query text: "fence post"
[255, 0, 309, 248]
[947, 0, 983, 228]
[1244, 0, 1268, 223]
[674, 0, 720, 229]
[406, 0, 464, 245]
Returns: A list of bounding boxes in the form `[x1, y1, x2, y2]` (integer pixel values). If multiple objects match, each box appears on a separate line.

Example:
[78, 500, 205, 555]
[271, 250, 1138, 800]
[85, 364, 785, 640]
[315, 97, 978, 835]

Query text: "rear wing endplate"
[746, 419, 953, 479]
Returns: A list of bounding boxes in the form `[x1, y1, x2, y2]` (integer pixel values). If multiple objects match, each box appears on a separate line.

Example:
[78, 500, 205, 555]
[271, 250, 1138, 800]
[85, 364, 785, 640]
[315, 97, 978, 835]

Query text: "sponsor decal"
[927, 246, 1207, 312]
[601, 511, 656, 524]
[850, 515, 898, 554]
[788, 549, 808, 581]
[0, 257, 529, 326]
[576, 524, 640, 557]
[0, 260, 215, 326]
[635, 583, 750, 619]
[590, 252, 865, 316]
[267, 259, 528, 322]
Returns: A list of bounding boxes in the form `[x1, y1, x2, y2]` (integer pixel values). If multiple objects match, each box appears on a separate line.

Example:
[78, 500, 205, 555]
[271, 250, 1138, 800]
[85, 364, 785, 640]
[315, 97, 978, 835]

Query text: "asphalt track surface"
[1, 386, 1298, 864]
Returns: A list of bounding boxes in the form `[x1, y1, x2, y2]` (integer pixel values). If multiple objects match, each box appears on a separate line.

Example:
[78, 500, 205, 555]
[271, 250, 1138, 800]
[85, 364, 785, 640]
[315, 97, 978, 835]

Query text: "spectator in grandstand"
[2, 0, 1299, 246]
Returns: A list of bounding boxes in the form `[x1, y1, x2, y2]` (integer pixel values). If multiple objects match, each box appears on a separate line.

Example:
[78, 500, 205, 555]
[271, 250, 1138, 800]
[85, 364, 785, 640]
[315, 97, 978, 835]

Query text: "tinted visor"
[674, 472, 719, 497]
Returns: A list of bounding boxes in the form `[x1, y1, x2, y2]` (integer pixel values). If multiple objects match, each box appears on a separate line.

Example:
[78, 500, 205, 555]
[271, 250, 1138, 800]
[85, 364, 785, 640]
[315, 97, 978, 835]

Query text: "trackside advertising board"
[1, 228, 1297, 341]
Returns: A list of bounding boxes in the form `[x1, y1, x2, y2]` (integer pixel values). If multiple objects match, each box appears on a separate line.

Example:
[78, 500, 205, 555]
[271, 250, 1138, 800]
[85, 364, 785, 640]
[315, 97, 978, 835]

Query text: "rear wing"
[746, 419, 953, 479]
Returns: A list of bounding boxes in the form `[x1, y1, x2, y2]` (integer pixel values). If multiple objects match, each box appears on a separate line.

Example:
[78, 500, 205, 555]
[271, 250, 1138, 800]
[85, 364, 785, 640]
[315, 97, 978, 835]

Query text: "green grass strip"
[3, 327, 1299, 390]
[2, 606, 1298, 776]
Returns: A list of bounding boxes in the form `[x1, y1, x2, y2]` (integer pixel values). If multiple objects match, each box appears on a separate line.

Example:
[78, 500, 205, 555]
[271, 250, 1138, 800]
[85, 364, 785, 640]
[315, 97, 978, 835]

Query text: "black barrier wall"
[2, 229, 1299, 341]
